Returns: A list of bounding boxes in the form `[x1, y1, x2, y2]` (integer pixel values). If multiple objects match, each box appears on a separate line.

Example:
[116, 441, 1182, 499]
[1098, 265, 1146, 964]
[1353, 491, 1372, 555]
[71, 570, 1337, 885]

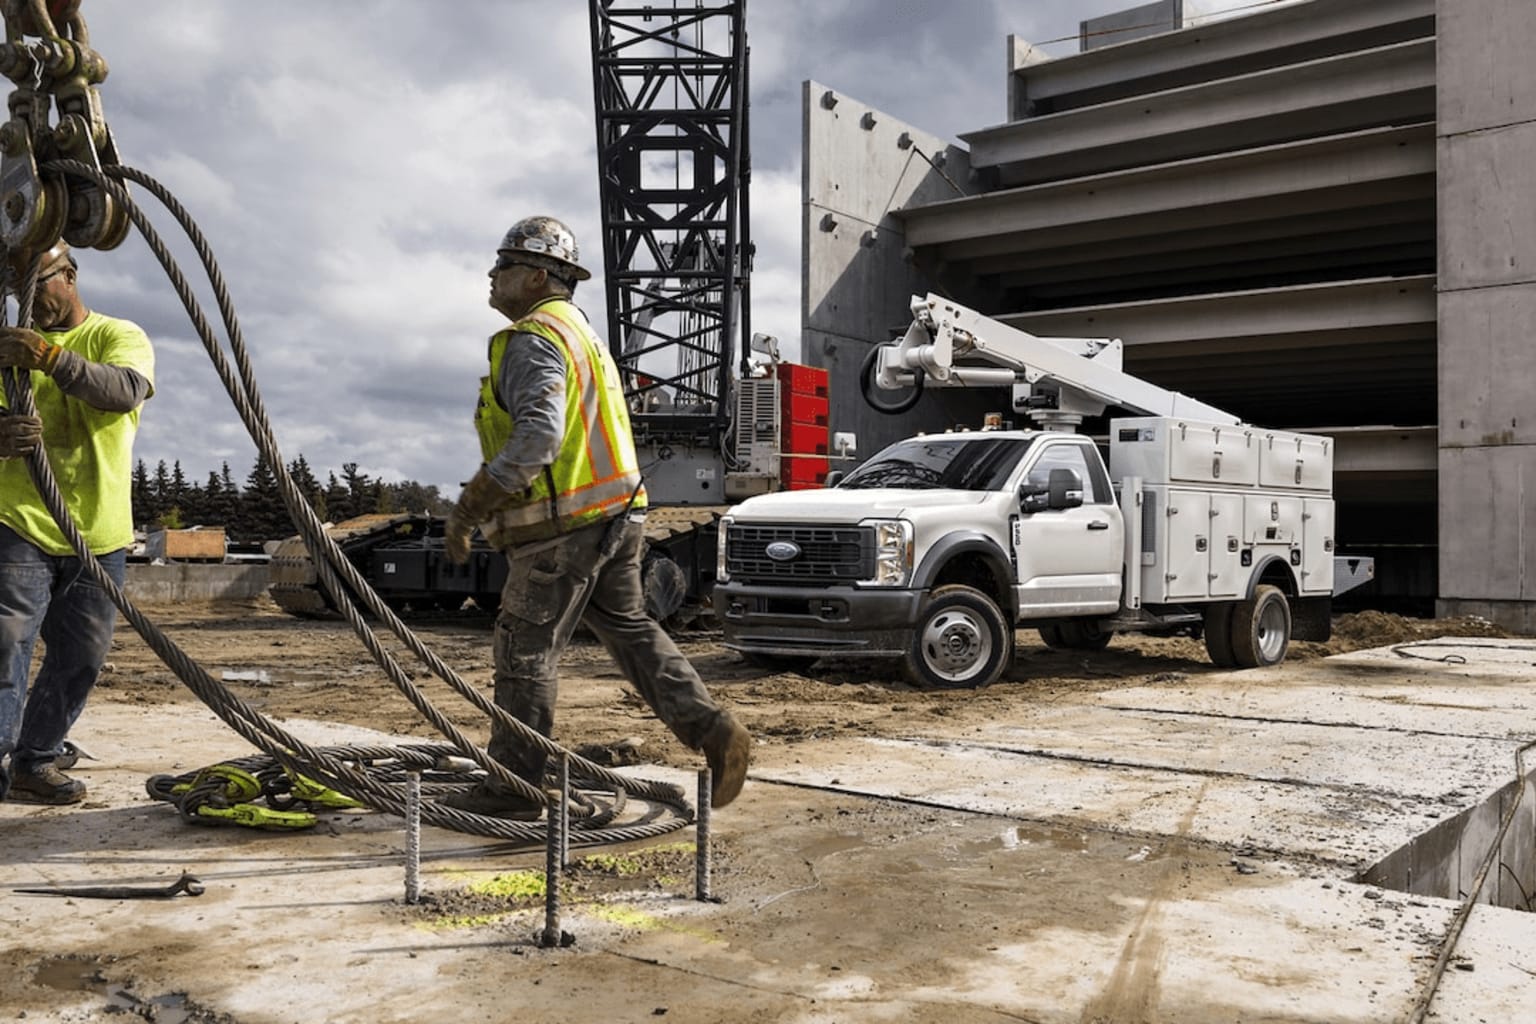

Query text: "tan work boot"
[700, 712, 751, 808]
[9, 763, 87, 805]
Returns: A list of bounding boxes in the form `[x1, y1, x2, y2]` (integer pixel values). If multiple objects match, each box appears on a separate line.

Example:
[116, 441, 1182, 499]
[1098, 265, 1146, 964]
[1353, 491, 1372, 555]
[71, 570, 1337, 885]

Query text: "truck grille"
[726, 524, 874, 583]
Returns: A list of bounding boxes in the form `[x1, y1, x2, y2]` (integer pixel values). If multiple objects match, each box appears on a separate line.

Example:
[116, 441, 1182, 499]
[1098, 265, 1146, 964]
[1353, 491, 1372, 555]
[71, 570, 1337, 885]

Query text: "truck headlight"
[716, 515, 734, 583]
[868, 519, 913, 586]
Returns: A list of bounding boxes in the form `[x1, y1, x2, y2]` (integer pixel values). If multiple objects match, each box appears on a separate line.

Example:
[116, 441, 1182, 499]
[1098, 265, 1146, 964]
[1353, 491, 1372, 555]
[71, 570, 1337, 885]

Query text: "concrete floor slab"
[4, 640, 1536, 1022]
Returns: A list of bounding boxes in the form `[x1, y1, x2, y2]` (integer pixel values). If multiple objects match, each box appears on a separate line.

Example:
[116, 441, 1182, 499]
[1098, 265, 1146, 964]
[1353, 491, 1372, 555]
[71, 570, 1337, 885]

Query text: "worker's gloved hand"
[0, 412, 44, 458]
[444, 467, 513, 565]
[0, 326, 61, 373]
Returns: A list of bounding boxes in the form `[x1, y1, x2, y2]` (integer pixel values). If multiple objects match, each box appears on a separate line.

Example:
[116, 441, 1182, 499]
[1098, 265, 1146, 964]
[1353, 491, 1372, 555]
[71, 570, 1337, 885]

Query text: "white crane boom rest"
[873, 294, 1240, 430]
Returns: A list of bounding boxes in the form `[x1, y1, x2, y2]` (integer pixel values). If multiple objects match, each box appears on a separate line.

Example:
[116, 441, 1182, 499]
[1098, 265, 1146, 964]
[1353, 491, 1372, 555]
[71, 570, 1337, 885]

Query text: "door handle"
[1087, 521, 1110, 531]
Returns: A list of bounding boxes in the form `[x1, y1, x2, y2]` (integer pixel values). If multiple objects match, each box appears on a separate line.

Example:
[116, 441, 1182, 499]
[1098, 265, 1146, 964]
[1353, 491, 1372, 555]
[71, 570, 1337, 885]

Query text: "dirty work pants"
[488, 513, 723, 789]
[0, 524, 125, 800]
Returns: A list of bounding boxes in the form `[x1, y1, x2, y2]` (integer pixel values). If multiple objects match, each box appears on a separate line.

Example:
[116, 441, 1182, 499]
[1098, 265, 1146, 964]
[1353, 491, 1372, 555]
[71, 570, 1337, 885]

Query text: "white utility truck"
[713, 295, 1373, 688]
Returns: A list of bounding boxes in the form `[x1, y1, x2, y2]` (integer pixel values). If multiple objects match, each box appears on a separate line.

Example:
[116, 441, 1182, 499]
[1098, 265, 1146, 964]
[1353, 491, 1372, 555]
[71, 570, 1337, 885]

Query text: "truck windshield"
[837, 437, 1034, 492]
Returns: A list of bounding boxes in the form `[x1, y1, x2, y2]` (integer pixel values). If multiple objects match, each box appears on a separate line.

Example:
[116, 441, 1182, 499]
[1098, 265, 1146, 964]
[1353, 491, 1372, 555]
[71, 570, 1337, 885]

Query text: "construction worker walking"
[443, 215, 750, 819]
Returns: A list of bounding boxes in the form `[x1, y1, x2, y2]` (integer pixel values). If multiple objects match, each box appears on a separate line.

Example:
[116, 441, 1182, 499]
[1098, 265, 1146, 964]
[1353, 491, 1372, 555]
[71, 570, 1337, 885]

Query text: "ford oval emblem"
[765, 541, 801, 562]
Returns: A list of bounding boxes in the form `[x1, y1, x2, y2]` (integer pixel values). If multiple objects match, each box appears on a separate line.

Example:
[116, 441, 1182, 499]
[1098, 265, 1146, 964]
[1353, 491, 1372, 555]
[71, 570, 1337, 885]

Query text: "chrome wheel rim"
[920, 608, 992, 682]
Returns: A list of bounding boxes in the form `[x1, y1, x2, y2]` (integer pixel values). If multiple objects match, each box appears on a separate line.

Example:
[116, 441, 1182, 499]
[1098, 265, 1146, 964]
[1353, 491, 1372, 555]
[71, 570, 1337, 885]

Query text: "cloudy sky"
[42, 1, 1277, 496]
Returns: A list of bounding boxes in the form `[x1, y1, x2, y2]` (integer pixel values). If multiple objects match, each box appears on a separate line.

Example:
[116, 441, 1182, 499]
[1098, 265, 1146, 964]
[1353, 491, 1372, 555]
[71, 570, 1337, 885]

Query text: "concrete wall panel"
[1438, 284, 1536, 447]
[1439, 125, 1536, 291]
[802, 81, 979, 456]
[1437, 444, 1536, 601]
[1438, 0, 1536, 136]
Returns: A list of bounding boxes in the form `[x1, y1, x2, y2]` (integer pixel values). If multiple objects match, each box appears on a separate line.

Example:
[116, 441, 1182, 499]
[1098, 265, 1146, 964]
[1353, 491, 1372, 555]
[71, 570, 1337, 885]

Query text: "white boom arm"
[872, 294, 1241, 429]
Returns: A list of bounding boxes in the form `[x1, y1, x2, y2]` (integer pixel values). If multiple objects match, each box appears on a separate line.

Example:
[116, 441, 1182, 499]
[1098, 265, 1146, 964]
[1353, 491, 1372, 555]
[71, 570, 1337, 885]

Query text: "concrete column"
[1436, 0, 1536, 629]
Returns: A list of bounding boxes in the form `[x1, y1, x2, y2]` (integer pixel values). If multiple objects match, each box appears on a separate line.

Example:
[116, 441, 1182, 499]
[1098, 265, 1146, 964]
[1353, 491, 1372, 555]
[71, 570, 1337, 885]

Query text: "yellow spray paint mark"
[577, 841, 695, 877]
[466, 870, 546, 900]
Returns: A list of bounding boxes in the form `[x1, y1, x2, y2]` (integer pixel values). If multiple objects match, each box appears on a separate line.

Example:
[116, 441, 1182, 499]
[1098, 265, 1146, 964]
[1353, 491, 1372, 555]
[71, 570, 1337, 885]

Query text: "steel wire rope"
[102, 163, 656, 819]
[3, 160, 692, 844]
[27, 166, 628, 837]
[102, 158, 689, 840]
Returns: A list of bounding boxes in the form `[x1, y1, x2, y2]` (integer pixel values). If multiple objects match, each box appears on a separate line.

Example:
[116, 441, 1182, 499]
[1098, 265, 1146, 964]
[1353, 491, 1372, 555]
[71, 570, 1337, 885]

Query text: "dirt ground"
[4, 598, 1529, 1024]
[93, 598, 1508, 770]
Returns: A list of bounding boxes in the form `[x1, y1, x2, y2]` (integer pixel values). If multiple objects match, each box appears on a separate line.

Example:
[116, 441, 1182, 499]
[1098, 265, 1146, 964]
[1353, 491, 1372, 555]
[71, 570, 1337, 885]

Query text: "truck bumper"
[712, 582, 922, 658]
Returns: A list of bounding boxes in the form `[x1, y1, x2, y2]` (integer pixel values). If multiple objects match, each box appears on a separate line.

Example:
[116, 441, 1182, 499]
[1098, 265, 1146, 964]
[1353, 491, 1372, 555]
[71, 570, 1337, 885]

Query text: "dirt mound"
[1328, 610, 1507, 651]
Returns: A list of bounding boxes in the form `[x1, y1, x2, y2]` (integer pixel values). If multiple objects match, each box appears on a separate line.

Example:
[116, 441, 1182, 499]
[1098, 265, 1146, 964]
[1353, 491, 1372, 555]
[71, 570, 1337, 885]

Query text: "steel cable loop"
[84, 161, 690, 815]
[85, 159, 690, 821]
[147, 746, 634, 831]
[4, 162, 691, 841]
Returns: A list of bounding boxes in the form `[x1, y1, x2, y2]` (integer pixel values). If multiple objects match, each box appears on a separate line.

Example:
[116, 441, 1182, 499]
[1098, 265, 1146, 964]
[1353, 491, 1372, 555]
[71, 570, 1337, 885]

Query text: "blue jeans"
[0, 524, 125, 800]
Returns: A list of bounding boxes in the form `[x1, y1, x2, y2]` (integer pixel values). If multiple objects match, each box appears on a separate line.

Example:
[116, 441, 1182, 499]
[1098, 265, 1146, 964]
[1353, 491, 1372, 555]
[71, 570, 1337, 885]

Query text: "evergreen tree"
[208, 463, 240, 527]
[181, 480, 209, 526]
[170, 461, 189, 517]
[288, 454, 322, 518]
[239, 456, 287, 542]
[322, 471, 349, 523]
[342, 462, 374, 517]
[131, 459, 153, 529]
[149, 460, 171, 526]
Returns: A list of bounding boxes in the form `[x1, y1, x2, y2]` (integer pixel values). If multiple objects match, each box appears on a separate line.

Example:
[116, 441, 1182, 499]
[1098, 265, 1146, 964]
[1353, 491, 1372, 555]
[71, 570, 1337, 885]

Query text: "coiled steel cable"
[1, 159, 691, 844]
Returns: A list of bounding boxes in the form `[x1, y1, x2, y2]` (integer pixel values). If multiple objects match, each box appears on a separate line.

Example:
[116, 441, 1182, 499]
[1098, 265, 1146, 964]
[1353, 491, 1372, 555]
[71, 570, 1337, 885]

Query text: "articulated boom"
[875, 294, 1239, 430]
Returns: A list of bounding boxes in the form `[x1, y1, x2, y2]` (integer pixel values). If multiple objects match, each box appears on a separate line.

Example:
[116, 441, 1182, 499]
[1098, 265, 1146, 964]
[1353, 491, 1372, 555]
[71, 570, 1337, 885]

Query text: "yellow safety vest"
[474, 297, 646, 547]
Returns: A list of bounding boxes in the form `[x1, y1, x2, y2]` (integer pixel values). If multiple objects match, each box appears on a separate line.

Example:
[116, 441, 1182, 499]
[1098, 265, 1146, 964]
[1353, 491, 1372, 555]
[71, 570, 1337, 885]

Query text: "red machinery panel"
[781, 455, 830, 490]
[775, 362, 829, 398]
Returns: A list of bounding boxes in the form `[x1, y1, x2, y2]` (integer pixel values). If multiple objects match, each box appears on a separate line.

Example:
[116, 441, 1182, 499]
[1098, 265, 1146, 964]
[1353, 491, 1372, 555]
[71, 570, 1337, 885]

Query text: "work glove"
[0, 326, 62, 373]
[445, 466, 513, 565]
[0, 412, 43, 458]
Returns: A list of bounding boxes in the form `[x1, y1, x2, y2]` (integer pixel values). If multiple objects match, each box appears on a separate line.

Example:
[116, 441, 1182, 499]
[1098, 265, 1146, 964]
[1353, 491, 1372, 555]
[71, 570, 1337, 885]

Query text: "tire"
[1204, 602, 1238, 667]
[1038, 624, 1066, 648]
[1055, 620, 1114, 651]
[1229, 585, 1291, 668]
[902, 585, 1012, 689]
[741, 651, 820, 674]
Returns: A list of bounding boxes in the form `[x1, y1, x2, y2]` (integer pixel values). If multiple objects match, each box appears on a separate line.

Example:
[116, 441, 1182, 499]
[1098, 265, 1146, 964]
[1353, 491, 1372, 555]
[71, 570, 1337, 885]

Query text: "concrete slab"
[5, 639, 1536, 1022]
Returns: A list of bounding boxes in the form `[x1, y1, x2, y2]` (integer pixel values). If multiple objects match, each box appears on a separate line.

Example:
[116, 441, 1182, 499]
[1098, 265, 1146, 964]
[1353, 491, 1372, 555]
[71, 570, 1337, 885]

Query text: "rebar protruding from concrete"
[404, 770, 421, 905]
[539, 757, 568, 949]
[695, 766, 713, 902]
[558, 754, 570, 868]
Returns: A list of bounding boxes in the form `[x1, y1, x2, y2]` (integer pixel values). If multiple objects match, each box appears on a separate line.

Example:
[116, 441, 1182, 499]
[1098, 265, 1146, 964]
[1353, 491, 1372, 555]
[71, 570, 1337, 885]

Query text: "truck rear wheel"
[903, 585, 1012, 689]
[1229, 585, 1291, 668]
[1040, 621, 1113, 651]
[1203, 603, 1237, 667]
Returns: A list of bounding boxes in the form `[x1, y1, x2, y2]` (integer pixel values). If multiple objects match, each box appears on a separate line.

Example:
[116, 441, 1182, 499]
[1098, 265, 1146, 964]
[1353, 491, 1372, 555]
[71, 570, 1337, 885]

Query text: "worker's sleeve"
[484, 331, 567, 493]
[49, 348, 154, 413]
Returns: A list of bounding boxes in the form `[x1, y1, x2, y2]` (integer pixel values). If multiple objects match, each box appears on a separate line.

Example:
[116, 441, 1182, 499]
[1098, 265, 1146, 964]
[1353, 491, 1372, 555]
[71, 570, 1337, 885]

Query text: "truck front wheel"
[903, 585, 1012, 689]
[1230, 585, 1291, 668]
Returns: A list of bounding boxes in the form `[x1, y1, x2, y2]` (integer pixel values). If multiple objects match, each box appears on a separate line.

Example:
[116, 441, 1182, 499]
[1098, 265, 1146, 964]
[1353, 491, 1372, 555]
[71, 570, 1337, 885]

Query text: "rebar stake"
[404, 770, 421, 905]
[558, 753, 571, 868]
[538, 760, 570, 949]
[695, 766, 714, 902]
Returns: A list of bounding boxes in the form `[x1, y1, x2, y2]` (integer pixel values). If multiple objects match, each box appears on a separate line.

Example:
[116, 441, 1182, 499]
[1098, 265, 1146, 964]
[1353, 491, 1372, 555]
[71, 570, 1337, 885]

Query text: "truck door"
[1013, 441, 1124, 615]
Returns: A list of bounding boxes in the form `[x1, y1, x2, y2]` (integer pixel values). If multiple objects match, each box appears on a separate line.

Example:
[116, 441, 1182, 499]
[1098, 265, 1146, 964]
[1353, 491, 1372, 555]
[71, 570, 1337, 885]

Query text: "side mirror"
[1020, 468, 1084, 512]
[825, 469, 845, 487]
[1048, 467, 1084, 509]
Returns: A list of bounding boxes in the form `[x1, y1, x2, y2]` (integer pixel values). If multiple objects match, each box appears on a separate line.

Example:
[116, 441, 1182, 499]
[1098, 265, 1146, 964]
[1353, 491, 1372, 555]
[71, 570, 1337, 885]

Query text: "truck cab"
[715, 429, 1125, 688]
